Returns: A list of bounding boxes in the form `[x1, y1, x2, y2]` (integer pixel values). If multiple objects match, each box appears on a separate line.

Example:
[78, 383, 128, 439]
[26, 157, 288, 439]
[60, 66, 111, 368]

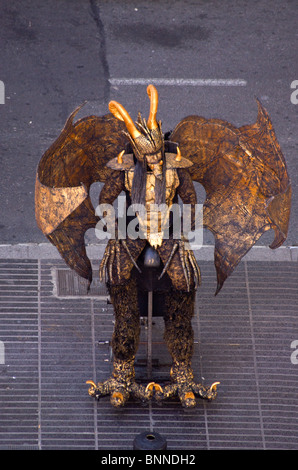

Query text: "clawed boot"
[86, 358, 155, 407]
[154, 361, 220, 408]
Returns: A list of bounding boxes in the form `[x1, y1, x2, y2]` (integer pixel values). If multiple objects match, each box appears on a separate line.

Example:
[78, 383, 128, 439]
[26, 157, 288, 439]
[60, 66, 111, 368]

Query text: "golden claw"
[184, 391, 195, 400]
[145, 382, 163, 394]
[86, 380, 97, 397]
[210, 381, 220, 392]
[86, 380, 97, 388]
[111, 390, 127, 407]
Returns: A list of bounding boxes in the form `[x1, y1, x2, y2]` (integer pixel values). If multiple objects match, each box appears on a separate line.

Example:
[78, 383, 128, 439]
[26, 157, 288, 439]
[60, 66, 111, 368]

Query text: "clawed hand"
[158, 240, 201, 291]
[99, 239, 141, 283]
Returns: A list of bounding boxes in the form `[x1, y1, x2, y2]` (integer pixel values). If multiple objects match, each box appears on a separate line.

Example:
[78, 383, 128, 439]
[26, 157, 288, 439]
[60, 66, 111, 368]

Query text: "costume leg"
[163, 289, 196, 407]
[87, 275, 155, 407]
[110, 275, 140, 362]
[157, 288, 219, 408]
[164, 289, 195, 362]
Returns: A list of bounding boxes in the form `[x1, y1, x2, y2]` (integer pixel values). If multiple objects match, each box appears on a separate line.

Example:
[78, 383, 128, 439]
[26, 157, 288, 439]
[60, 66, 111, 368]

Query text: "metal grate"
[0, 258, 297, 450]
[55, 268, 108, 298]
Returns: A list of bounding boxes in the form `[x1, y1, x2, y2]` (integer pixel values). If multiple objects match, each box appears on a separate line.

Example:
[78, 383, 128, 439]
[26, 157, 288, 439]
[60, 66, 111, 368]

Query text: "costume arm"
[98, 170, 125, 238]
[176, 169, 198, 233]
[99, 170, 125, 205]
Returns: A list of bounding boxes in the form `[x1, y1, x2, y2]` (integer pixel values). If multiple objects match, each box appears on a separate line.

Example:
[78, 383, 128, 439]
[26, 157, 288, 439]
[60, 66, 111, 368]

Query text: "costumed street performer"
[35, 85, 291, 408]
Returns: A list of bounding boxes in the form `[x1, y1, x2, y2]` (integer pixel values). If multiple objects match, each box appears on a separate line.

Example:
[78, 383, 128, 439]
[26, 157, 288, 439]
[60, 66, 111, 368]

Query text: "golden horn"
[109, 101, 141, 140]
[147, 84, 159, 130]
[175, 146, 182, 161]
[117, 150, 125, 164]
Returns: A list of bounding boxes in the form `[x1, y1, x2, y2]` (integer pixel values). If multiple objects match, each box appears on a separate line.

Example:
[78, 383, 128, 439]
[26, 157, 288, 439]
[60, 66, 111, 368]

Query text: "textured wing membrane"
[35, 177, 88, 235]
[170, 100, 291, 294]
[35, 104, 127, 283]
[37, 104, 127, 188]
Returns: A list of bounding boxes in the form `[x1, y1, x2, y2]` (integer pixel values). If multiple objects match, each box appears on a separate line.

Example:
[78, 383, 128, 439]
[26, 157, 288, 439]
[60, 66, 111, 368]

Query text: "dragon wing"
[170, 99, 291, 294]
[35, 103, 127, 284]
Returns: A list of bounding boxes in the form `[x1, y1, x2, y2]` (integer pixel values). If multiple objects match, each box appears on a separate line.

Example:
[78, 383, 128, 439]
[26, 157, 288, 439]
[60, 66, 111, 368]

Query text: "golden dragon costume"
[35, 85, 291, 408]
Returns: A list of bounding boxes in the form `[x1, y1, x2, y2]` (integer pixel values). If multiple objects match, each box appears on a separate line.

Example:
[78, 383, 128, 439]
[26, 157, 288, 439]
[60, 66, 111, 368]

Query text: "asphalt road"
[0, 0, 297, 246]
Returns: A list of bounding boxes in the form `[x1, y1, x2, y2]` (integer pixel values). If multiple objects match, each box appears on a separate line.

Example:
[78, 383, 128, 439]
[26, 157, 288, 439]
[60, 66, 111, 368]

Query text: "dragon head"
[109, 84, 164, 167]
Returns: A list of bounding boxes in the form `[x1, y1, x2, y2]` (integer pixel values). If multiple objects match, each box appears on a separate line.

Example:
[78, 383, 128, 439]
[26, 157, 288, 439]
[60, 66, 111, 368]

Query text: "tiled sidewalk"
[0, 255, 297, 450]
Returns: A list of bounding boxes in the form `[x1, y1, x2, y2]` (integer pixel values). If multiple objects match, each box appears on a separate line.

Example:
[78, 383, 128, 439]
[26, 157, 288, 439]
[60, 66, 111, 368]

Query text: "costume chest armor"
[124, 167, 180, 247]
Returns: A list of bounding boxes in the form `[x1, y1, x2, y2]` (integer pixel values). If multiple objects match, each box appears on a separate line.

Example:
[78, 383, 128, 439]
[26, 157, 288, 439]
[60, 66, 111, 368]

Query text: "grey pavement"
[0, 0, 297, 451]
[0, 0, 297, 246]
[0, 255, 297, 450]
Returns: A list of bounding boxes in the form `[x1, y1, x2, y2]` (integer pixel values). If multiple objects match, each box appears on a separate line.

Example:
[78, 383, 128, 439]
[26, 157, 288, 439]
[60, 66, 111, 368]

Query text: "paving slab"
[0, 255, 297, 450]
